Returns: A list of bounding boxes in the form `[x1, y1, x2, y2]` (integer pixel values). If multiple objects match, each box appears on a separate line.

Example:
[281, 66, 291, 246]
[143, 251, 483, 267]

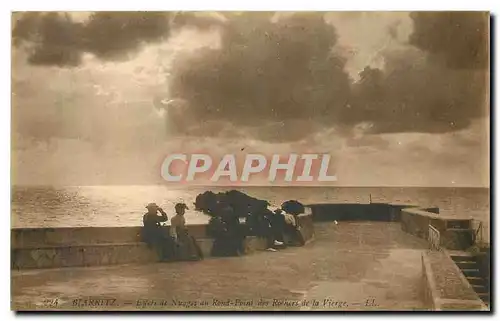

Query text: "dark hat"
[146, 202, 159, 210]
[175, 203, 189, 211]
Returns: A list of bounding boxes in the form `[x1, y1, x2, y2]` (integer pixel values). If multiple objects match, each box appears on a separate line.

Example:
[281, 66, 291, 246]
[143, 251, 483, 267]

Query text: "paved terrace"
[12, 222, 429, 311]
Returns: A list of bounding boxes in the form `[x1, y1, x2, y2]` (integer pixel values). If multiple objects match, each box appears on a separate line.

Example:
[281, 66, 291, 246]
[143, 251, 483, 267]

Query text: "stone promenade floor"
[11, 222, 429, 311]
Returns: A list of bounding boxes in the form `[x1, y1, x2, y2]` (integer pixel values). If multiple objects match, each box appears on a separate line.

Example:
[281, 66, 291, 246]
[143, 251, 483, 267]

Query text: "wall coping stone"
[421, 251, 488, 311]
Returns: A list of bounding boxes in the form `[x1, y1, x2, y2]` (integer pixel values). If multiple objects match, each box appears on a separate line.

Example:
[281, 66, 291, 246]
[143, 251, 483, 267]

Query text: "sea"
[11, 186, 490, 232]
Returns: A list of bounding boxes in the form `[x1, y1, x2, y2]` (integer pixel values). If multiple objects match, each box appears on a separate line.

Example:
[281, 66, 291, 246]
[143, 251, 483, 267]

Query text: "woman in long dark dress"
[208, 204, 246, 256]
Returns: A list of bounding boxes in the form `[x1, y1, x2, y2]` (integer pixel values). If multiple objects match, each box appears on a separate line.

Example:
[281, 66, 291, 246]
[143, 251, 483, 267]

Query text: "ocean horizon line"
[10, 184, 490, 189]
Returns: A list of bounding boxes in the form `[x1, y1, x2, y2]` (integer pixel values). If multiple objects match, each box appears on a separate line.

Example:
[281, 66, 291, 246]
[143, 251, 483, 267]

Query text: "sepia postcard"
[11, 11, 490, 311]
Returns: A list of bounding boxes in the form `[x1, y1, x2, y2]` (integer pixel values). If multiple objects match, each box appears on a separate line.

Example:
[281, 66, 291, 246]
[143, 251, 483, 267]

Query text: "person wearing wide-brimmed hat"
[142, 202, 175, 261]
[143, 203, 168, 227]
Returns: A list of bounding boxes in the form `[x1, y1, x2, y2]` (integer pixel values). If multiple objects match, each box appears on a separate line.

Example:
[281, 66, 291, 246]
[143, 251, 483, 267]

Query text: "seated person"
[280, 200, 306, 246]
[142, 203, 176, 261]
[170, 203, 203, 261]
[244, 205, 284, 251]
[207, 204, 246, 257]
[270, 208, 286, 246]
[282, 210, 305, 246]
[207, 215, 230, 256]
[259, 207, 283, 251]
[221, 205, 247, 256]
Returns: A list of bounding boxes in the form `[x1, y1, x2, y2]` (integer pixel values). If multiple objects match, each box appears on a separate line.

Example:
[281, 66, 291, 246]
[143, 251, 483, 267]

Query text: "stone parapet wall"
[308, 203, 400, 222]
[400, 208, 473, 250]
[421, 251, 487, 311]
[11, 237, 271, 270]
[11, 213, 314, 270]
[11, 225, 208, 249]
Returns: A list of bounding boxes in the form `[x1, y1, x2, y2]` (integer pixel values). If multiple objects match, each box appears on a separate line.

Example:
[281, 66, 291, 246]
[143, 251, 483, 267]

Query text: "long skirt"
[211, 233, 245, 257]
[284, 222, 305, 246]
[176, 232, 204, 261]
[143, 230, 177, 261]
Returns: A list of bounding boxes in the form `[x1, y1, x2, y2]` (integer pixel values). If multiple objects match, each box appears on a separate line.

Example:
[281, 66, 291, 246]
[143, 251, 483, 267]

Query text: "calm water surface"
[12, 186, 490, 229]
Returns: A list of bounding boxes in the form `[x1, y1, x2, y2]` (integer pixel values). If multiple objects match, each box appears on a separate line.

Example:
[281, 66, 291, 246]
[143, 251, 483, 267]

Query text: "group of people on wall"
[142, 202, 203, 262]
[141, 190, 306, 262]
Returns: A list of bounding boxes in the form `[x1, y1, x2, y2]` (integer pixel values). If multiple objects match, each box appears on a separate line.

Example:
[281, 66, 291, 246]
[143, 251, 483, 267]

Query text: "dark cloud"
[82, 12, 171, 60]
[167, 12, 351, 142]
[13, 12, 489, 143]
[13, 11, 172, 66]
[409, 12, 488, 69]
[12, 12, 83, 66]
[167, 12, 488, 141]
[347, 51, 487, 134]
[347, 12, 488, 135]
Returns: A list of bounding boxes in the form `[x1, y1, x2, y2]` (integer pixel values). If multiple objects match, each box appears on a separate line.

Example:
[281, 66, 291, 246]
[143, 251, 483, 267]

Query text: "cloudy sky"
[11, 11, 489, 186]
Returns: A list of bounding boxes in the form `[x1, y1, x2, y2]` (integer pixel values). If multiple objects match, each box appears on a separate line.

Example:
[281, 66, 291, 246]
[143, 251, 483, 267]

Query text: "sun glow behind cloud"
[11, 12, 489, 187]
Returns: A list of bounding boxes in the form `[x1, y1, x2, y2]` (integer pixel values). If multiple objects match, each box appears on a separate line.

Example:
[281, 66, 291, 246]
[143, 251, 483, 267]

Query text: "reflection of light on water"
[76, 185, 210, 224]
[12, 186, 489, 228]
